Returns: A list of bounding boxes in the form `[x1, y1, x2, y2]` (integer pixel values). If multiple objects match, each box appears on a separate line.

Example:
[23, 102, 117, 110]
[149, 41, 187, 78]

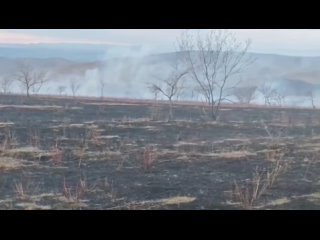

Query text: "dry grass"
[216, 151, 257, 159]
[15, 202, 52, 210]
[3, 147, 54, 161]
[74, 150, 122, 163]
[266, 197, 291, 207]
[161, 196, 196, 205]
[288, 192, 320, 206]
[96, 135, 120, 140]
[0, 157, 26, 171]
[106, 196, 196, 209]
[298, 142, 320, 152]
[186, 151, 256, 160]
[0, 122, 14, 128]
[68, 124, 85, 128]
[158, 148, 257, 162]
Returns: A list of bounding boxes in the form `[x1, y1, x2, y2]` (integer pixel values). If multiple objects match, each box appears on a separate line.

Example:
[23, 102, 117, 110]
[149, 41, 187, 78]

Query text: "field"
[1, 94, 320, 209]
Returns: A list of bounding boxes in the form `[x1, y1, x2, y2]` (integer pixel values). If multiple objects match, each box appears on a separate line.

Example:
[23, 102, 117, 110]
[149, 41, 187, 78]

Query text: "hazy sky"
[1, 29, 320, 56]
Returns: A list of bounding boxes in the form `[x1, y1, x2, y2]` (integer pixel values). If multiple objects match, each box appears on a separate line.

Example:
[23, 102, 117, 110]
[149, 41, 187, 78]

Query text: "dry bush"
[103, 177, 117, 201]
[232, 159, 288, 209]
[1, 127, 16, 151]
[13, 178, 40, 200]
[14, 182, 26, 199]
[302, 155, 316, 181]
[75, 147, 86, 168]
[86, 126, 103, 150]
[51, 139, 64, 165]
[150, 105, 161, 121]
[29, 129, 40, 148]
[61, 177, 98, 206]
[81, 126, 101, 150]
[116, 140, 128, 171]
[63, 178, 88, 203]
[143, 145, 157, 171]
[52, 148, 63, 165]
[232, 129, 289, 209]
[232, 121, 288, 209]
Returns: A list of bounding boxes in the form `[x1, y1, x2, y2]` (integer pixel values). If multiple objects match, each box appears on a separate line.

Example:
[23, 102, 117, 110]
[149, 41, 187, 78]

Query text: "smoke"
[3, 46, 320, 109]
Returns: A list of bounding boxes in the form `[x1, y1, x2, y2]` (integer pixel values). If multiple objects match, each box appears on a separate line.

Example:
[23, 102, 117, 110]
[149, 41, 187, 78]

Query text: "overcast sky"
[1, 29, 320, 56]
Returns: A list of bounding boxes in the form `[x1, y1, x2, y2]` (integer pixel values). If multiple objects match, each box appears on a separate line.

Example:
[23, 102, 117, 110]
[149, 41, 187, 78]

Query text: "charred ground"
[0, 95, 319, 209]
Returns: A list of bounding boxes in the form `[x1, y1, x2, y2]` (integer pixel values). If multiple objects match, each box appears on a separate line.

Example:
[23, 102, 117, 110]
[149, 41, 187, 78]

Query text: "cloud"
[0, 30, 134, 46]
[3, 29, 320, 56]
[0, 30, 55, 44]
[231, 29, 320, 55]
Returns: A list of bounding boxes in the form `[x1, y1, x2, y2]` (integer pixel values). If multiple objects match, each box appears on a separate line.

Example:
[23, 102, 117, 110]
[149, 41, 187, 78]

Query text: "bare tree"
[308, 91, 316, 109]
[149, 57, 188, 120]
[233, 86, 257, 104]
[15, 62, 48, 97]
[274, 92, 286, 106]
[258, 83, 274, 105]
[98, 70, 106, 99]
[148, 85, 160, 121]
[258, 82, 285, 106]
[31, 71, 47, 95]
[0, 76, 13, 94]
[70, 80, 81, 98]
[178, 30, 253, 120]
[57, 86, 67, 96]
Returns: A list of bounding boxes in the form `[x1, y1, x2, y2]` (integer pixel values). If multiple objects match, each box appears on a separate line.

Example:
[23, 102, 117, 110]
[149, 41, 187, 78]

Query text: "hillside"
[1, 48, 320, 100]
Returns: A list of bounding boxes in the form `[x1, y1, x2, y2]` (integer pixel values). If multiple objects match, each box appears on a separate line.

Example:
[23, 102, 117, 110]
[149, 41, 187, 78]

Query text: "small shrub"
[2, 127, 16, 150]
[143, 145, 157, 171]
[232, 158, 288, 209]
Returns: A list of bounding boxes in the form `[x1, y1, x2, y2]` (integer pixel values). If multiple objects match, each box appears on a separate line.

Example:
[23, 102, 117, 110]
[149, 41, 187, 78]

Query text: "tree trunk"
[210, 101, 217, 121]
[168, 99, 173, 121]
[211, 108, 216, 121]
[101, 87, 104, 99]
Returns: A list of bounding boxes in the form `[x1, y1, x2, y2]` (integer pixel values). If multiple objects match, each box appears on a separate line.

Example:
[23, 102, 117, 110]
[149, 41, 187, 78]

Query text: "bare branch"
[148, 52, 189, 120]
[15, 62, 48, 97]
[178, 30, 253, 120]
[0, 76, 14, 94]
[70, 80, 81, 98]
[57, 86, 67, 96]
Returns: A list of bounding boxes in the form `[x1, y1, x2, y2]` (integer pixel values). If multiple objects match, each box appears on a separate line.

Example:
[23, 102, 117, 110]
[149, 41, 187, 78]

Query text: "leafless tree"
[258, 82, 285, 106]
[233, 86, 257, 104]
[258, 83, 274, 105]
[274, 92, 286, 106]
[149, 57, 188, 120]
[178, 30, 253, 120]
[0, 76, 13, 94]
[57, 86, 67, 96]
[148, 85, 161, 121]
[98, 70, 106, 99]
[308, 91, 316, 109]
[15, 62, 48, 97]
[70, 80, 81, 98]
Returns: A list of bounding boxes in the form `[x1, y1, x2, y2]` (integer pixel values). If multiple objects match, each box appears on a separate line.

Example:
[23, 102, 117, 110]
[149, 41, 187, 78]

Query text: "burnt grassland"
[0, 94, 320, 209]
